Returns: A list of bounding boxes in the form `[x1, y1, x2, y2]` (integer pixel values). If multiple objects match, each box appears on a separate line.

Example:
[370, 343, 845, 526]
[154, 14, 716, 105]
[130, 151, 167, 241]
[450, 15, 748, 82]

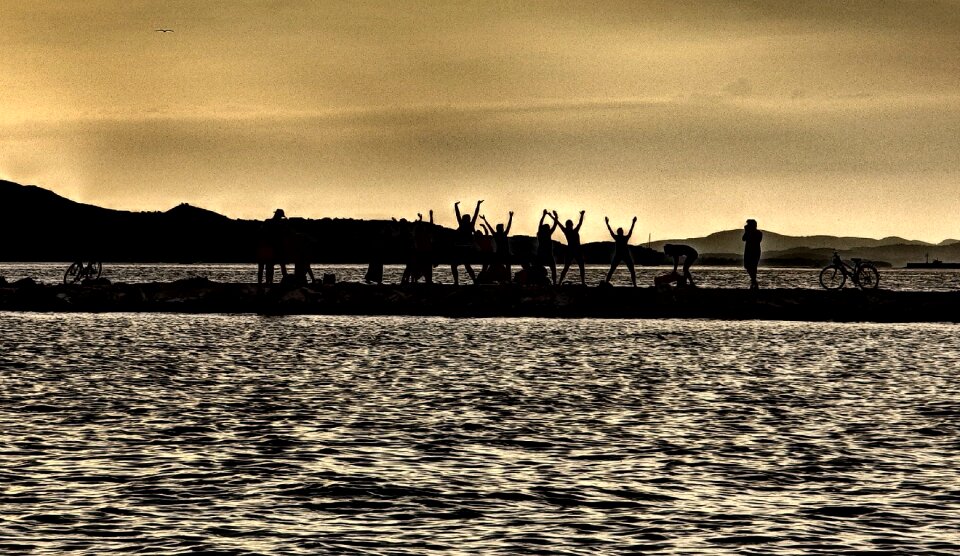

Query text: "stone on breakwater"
[0, 281, 959, 322]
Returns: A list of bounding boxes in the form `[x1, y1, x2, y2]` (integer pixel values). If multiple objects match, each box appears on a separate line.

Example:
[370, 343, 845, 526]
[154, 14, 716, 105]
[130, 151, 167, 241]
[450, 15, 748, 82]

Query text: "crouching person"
[663, 244, 698, 287]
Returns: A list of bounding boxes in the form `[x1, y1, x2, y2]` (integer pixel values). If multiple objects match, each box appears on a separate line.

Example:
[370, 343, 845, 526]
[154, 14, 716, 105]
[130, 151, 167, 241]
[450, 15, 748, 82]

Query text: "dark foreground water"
[1, 313, 958, 554]
[3, 262, 960, 291]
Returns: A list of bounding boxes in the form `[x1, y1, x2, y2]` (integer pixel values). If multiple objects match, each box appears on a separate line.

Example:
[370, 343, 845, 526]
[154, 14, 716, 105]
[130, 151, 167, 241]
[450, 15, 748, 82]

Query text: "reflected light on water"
[0, 313, 958, 553]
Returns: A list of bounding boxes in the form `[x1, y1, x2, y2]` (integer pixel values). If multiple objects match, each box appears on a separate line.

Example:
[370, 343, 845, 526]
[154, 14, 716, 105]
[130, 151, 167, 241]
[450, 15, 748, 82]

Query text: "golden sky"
[2, 1, 959, 242]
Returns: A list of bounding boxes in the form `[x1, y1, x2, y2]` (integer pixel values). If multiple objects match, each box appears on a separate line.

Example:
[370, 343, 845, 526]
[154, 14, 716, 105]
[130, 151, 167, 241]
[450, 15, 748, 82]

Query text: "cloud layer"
[1, 1, 959, 240]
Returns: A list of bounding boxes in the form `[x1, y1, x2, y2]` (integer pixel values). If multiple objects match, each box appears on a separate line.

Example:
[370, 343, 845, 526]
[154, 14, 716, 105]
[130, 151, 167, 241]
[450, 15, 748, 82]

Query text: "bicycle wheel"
[64, 262, 82, 284]
[855, 263, 880, 289]
[819, 265, 845, 289]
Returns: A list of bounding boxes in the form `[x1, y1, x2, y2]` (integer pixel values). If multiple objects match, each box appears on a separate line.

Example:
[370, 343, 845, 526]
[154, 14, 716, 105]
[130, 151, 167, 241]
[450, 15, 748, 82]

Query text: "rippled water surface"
[1, 313, 959, 554]
[3, 262, 960, 291]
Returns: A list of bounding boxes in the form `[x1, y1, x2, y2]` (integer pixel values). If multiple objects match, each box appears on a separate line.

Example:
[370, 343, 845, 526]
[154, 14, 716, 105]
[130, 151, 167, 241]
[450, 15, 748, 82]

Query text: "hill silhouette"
[0, 180, 955, 267]
[649, 229, 932, 254]
[0, 180, 665, 264]
[648, 228, 960, 268]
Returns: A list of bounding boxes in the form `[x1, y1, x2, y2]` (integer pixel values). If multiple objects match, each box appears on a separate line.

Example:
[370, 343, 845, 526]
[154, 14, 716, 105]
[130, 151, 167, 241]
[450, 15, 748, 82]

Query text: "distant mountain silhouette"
[0, 180, 955, 267]
[0, 180, 663, 264]
[649, 229, 933, 254]
[0, 180, 405, 263]
[646, 228, 960, 267]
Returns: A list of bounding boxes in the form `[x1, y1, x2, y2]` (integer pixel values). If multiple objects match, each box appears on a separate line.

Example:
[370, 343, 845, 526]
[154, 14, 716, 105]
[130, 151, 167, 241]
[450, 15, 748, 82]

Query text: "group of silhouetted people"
[257, 208, 317, 286]
[259, 203, 764, 289]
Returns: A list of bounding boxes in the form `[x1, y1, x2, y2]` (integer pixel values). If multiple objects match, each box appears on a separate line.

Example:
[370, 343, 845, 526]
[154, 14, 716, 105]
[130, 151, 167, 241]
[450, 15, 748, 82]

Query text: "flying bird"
[155, 29, 174, 33]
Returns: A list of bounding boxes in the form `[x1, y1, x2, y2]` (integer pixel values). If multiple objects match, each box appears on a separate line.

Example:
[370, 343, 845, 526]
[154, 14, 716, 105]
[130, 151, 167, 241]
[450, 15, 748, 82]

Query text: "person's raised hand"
[580, 210, 585, 215]
[605, 216, 609, 223]
[509, 211, 514, 216]
[632, 216, 637, 222]
[542, 209, 547, 216]
[455, 201, 460, 206]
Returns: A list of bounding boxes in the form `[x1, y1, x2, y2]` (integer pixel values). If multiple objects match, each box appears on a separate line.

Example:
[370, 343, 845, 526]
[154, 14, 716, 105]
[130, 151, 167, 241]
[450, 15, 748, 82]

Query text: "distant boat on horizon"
[905, 258, 960, 269]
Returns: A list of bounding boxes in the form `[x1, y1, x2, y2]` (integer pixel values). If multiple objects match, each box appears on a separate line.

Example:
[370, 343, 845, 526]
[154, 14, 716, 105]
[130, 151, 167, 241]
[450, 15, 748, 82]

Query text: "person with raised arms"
[537, 209, 559, 284]
[451, 200, 482, 285]
[481, 211, 514, 283]
[550, 209, 586, 286]
[605, 215, 638, 287]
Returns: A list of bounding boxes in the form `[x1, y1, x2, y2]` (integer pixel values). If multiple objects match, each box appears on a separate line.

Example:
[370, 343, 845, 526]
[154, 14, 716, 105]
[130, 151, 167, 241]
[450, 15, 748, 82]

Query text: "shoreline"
[1, 278, 959, 322]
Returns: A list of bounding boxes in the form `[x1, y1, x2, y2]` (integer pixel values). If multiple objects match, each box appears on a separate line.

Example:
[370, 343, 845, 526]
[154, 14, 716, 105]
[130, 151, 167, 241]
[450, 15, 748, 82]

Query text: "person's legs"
[464, 264, 476, 282]
[683, 261, 695, 286]
[451, 264, 460, 285]
[558, 256, 572, 285]
[606, 257, 620, 282]
[627, 259, 637, 287]
[549, 260, 557, 285]
[577, 255, 586, 285]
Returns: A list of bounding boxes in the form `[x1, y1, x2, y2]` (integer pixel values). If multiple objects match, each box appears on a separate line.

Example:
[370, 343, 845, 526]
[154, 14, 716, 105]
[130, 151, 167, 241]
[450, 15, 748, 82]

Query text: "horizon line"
[2, 178, 957, 245]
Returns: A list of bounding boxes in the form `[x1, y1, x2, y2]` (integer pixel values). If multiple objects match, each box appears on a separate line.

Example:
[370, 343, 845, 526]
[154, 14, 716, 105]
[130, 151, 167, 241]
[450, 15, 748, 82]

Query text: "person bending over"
[663, 243, 698, 287]
[550, 210, 586, 286]
[605, 216, 637, 287]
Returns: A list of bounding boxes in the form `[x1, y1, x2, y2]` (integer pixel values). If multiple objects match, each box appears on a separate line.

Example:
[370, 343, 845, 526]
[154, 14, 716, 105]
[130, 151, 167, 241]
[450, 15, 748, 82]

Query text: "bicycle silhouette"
[819, 251, 879, 290]
[63, 261, 102, 284]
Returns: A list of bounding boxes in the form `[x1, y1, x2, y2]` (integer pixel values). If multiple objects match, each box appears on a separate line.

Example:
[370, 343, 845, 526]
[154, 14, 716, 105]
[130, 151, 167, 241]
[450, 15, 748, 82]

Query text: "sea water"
[1, 313, 958, 554]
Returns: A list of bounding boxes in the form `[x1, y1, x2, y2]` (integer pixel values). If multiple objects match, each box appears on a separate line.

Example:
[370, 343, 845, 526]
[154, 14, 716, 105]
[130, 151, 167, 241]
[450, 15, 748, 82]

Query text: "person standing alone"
[742, 219, 762, 290]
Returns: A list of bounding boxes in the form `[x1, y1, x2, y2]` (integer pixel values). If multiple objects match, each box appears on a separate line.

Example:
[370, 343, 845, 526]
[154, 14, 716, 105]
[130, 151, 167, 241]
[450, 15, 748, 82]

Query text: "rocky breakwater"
[1, 277, 960, 322]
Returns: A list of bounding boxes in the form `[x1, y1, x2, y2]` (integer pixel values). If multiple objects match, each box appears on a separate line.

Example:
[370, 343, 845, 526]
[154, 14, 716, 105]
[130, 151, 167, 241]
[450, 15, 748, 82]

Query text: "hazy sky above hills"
[2, 1, 959, 242]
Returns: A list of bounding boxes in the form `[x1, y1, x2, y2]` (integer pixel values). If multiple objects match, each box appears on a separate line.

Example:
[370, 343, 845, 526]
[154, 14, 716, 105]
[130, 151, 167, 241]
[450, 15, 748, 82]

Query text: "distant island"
[2, 179, 959, 267]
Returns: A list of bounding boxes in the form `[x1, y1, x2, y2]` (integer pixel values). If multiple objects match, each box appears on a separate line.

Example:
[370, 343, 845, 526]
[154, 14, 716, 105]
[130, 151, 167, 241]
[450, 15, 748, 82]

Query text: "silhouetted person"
[294, 259, 315, 285]
[605, 216, 637, 287]
[365, 222, 391, 284]
[481, 211, 513, 283]
[406, 210, 436, 284]
[475, 224, 495, 273]
[452, 200, 482, 285]
[256, 237, 274, 285]
[537, 209, 559, 284]
[393, 216, 416, 284]
[259, 208, 290, 284]
[514, 261, 550, 286]
[742, 219, 763, 290]
[550, 210, 586, 285]
[291, 232, 316, 285]
[664, 243, 698, 287]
